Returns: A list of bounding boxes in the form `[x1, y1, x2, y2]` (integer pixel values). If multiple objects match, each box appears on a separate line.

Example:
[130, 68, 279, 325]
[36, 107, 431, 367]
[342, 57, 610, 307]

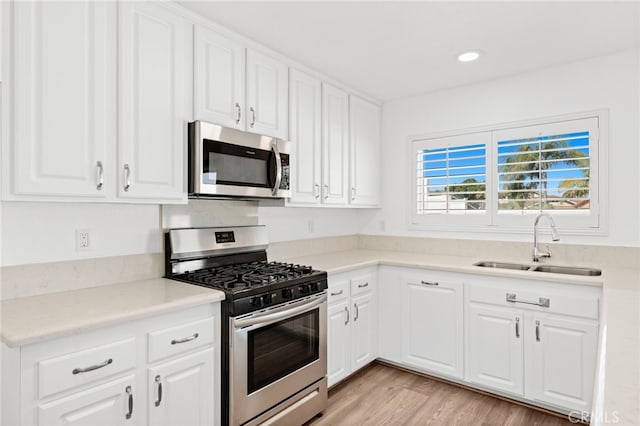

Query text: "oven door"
[190, 121, 290, 198]
[230, 293, 327, 426]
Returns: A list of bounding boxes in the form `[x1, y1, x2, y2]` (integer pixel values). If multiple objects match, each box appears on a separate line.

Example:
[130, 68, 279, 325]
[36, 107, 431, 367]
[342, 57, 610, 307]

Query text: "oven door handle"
[233, 295, 326, 329]
[271, 143, 282, 196]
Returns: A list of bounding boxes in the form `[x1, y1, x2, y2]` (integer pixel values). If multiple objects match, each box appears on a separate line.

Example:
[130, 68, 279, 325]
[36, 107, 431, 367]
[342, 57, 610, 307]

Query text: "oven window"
[247, 310, 319, 394]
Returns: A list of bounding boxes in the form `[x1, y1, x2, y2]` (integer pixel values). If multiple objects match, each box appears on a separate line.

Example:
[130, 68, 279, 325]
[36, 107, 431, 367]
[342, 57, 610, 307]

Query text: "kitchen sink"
[530, 265, 602, 276]
[474, 261, 602, 276]
[473, 261, 531, 271]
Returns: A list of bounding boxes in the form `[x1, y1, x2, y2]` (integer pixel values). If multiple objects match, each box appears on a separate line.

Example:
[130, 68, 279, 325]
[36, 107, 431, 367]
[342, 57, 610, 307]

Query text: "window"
[411, 112, 604, 232]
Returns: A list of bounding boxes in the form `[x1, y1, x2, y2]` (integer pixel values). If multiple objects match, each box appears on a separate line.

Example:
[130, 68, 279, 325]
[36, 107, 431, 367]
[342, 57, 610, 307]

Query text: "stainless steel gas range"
[165, 225, 328, 426]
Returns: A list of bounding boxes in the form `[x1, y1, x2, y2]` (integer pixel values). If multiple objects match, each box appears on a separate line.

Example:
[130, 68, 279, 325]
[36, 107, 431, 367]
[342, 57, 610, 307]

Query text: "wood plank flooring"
[306, 363, 573, 426]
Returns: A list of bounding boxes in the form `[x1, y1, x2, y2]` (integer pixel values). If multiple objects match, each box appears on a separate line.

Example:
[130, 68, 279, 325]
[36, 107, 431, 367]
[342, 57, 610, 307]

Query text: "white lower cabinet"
[464, 277, 600, 414]
[2, 303, 220, 426]
[327, 268, 377, 387]
[147, 348, 215, 426]
[401, 272, 464, 379]
[37, 375, 136, 426]
[465, 303, 524, 395]
[527, 314, 598, 412]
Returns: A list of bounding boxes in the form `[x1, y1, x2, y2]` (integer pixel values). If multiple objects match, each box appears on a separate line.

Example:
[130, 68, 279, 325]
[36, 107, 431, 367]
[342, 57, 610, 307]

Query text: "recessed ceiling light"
[457, 51, 481, 62]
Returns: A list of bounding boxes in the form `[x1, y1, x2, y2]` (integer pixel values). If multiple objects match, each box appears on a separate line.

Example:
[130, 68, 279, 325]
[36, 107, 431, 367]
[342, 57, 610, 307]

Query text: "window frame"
[408, 110, 608, 236]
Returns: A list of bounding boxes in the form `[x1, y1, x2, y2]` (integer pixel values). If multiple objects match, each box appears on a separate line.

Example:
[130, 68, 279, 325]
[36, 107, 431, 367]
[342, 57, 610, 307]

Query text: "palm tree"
[499, 137, 588, 208]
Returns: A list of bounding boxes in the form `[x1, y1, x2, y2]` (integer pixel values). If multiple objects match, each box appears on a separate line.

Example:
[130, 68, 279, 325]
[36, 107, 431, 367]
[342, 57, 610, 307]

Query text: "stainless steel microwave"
[188, 121, 291, 199]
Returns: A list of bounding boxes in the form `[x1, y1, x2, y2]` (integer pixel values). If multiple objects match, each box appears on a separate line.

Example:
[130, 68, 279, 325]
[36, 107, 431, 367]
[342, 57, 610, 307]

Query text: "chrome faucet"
[532, 213, 560, 262]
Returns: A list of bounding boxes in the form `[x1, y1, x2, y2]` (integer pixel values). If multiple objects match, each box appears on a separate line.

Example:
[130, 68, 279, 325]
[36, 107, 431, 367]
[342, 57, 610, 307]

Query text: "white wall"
[360, 49, 640, 247]
[0, 200, 363, 266]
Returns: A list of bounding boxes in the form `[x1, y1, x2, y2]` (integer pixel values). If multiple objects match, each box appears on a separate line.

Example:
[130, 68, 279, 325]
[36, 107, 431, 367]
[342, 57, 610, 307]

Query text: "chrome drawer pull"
[123, 164, 131, 192]
[506, 293, 550, 308]
[330, 290, 343, 296]
[420, 281, 439, 286]
[125, 385, 133, 419]
[515, 317, 520, 338]
[235, 102, 241, 124]
[536, 320, 541, 342]
[72, 358, 113, 374]
[344, 306, 349, 325]
[154, 375, 163, 407]
[96, 161, 104, 191]
[171, 333, 199, 345]
[358, 282, 369, 288]
[354, 303, 359, 321]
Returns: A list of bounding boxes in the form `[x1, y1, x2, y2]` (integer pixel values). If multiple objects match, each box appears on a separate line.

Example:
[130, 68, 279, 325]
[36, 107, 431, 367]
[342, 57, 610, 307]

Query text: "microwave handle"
[271, 143, 282, 196]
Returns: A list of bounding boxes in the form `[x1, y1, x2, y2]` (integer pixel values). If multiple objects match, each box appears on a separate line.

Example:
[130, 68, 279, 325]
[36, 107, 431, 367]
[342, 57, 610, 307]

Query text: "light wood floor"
[307, 363, 574, 426]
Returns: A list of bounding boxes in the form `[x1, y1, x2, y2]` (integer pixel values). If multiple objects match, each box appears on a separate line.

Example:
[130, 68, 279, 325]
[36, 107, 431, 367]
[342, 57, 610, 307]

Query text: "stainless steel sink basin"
[530, 265, 602, 276]
[473, 261, 531, 271]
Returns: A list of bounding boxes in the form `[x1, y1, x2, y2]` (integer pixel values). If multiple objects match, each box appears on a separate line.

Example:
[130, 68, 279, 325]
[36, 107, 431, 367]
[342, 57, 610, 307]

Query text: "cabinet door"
[351, 291, 376, 372]
[322, 84, 350, 205]
[11, 1, 115, 198]
[118, 1, 186, 202]
[527, 315, 598, 412]
[327, 299, 351, 387]
[466, 303, 524, 396]
[148, 348, 215, 426]
[38, 375, 135, 426]
[288, 69, 321, 204]
[402, 276, 463, 379]
[194, 25, 245, 129]
[349, 95, 380, 206]
[246, 49, 288, 139]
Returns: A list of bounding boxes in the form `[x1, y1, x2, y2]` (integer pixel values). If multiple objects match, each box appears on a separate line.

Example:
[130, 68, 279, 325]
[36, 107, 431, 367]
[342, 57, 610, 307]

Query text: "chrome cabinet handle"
[535, 320, 541, 342]
[351, 187, 356, 201]
[125, 385, 133, 419]
[123, 164, 131, 192]
[96, 161, 104, 191]
[515, 317, 520, 338]
[235, 102, 241, 124]
[330, 290, 343, 296]
[154, 375, 163, 407]
[250, 107, 256, 127]
[271, 143, 282, 196]
[358, 282, 369, 288]
[323, 184, 329, 199]
[171, 333, 199, 345]
[72, 358, 112, 375]
[314, 184, 320, 199]
[344, 306, 349, 325]
[354, 303, 359, 321]
[506, 293, 550, 308]
[420, 280, 439, 286]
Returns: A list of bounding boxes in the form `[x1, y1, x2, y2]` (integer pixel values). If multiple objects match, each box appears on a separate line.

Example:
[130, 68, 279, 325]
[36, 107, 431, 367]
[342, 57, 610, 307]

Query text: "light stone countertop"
[0, 278, 225, 347]
[278, 249, 639, 426]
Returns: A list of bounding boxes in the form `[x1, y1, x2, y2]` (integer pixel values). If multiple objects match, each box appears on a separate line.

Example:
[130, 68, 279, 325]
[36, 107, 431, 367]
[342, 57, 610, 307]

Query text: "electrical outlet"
[76, 229, 91, 251]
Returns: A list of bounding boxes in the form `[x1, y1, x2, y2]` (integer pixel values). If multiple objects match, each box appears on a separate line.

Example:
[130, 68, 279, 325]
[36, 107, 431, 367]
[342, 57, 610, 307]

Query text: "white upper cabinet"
[322, 84, 350, 205]
[349, 95, 381, 206]
[9, 1, 116, 199]
[4, 1, 188, 203]
[194, 26, 245, 130]
[288, 68, 322, 204]
[118, 1, 187, 201]
[193, 27, 288, 140]
[246, 49, 288, 139]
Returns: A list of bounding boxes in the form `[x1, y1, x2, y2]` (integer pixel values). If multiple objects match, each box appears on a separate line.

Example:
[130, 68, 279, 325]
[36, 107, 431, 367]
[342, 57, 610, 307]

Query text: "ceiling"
[178, 1, 640, 102]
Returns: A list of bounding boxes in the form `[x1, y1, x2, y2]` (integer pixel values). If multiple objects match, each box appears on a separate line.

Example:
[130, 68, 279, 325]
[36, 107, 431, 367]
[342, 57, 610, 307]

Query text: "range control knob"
[282, 288, 293, 299]
[250, 297, 263, 308]
[262, 293, 273, 305]
[299, 284, 310, 295]
[309, 282, 319, 292]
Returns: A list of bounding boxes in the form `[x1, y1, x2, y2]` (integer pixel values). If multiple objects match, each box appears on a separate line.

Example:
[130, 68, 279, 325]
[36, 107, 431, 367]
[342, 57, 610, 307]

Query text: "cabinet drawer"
[351, 275, 374, 296]
[466, 283, 599, 320]
[148, 317, 214, 363]
[328, 280, 349, 304]
[38, 338, 136, 399]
